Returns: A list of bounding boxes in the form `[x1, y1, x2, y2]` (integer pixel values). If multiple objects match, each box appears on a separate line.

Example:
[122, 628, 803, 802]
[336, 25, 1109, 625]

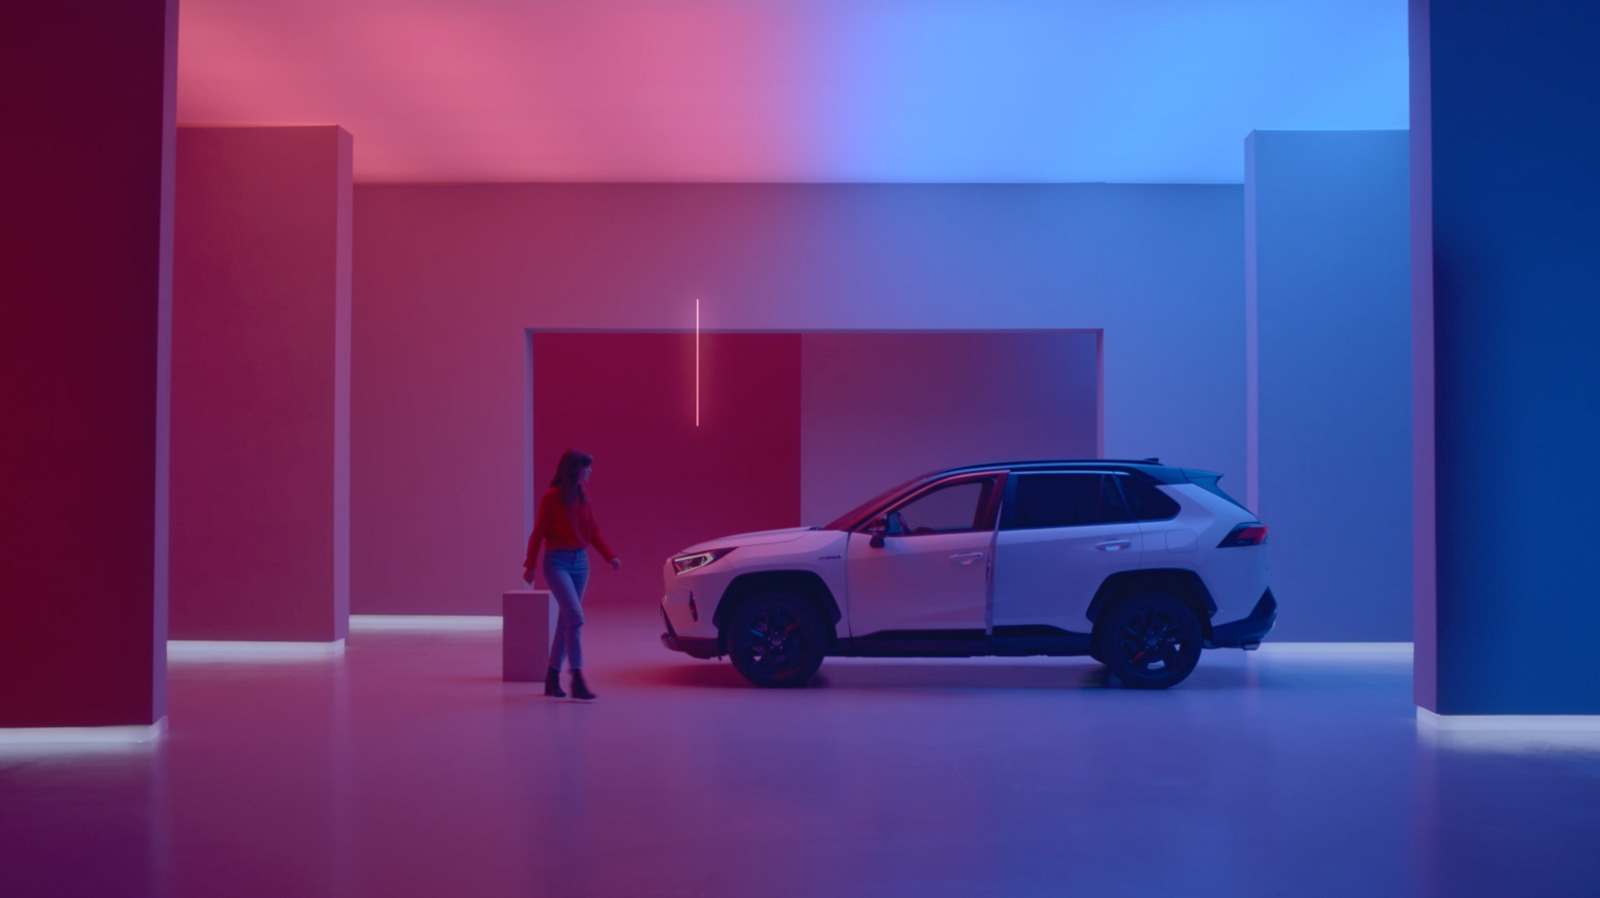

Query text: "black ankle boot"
[570, 670, 596, 701]
[544, 667, 566, 697]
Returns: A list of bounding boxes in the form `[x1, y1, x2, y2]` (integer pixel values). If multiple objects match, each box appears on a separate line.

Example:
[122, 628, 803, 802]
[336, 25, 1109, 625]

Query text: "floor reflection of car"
[660, 459, 1276, 689]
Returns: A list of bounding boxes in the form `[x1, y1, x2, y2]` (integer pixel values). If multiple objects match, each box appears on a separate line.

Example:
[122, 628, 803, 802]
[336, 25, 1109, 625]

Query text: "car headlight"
[672, 547, 735, 574]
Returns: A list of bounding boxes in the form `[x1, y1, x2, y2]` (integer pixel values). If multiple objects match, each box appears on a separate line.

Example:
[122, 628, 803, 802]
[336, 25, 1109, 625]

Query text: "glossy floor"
[3, 612, 1599, 898]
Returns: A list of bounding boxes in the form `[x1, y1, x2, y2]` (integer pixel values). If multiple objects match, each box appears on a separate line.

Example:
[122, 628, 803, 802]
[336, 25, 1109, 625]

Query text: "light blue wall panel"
[1247, 130, 1412, 641]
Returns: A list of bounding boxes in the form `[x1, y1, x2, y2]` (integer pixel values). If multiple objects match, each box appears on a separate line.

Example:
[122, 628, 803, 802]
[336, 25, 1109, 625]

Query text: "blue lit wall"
[1417, 0, 1600, 714]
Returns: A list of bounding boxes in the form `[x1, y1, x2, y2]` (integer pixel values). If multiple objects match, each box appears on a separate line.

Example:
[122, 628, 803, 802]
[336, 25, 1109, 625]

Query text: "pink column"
[0, 0, 176, 727]
[170, 126, 352, 641]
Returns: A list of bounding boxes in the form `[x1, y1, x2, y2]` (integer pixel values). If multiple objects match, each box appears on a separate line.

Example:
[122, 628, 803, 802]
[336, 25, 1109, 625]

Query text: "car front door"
[845, 475, 1000, 637]
[991, 472, 1144, 632]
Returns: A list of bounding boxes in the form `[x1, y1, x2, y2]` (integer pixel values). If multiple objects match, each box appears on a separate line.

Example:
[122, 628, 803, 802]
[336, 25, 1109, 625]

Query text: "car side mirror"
[869, 511, 907, 548]
[868, 517, 887, 548]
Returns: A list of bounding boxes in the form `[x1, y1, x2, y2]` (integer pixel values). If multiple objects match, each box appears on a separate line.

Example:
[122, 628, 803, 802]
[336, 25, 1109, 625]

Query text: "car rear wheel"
[1100, 592, 1202, 689]
[726, 592, 827, 688]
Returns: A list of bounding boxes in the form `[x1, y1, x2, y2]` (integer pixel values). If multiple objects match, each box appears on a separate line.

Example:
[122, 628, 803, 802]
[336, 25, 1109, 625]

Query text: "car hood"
[677, 526, 825, 555]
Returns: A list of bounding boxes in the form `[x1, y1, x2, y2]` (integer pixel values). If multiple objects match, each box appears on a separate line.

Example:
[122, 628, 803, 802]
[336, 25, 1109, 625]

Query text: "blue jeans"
[543, 548, 589, 672]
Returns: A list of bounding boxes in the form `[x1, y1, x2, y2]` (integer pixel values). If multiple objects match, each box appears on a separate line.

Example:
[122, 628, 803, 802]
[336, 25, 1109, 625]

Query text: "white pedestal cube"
[502, 590, 557, 682]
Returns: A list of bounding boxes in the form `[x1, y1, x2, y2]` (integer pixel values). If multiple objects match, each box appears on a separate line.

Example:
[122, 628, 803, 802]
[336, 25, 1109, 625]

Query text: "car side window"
[1005, 473, 1131, 529]
[1115, 475, 1181, 521]
[1099, 476, 1134, 523]
[890, 479, 995, 534]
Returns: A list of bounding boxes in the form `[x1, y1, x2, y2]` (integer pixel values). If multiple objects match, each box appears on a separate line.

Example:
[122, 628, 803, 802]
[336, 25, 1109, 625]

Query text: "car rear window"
[1114, 475, 1181, 521]
[1180, 468, 1251, 512]
[1005, 473, 1131, 529]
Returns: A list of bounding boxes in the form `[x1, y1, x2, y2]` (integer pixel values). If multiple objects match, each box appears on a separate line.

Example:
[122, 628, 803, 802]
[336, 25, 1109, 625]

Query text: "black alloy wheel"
[726, 593, 827, 688]
[1101, 592, 1203, 689]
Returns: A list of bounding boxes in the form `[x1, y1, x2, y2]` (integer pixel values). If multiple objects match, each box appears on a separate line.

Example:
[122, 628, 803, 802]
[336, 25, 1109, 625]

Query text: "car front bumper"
[660, 606, 721, 659]
[660, 632, 721, 659]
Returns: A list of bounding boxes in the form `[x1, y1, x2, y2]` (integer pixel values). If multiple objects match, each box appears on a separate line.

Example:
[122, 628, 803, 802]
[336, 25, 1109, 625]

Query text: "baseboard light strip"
[349, 614, 502, 632]
[0, 718, 167, 746]
[1417, 707, 1600, 731]
[168, 639, 346, 661]
[1252, 642, 1413, 658]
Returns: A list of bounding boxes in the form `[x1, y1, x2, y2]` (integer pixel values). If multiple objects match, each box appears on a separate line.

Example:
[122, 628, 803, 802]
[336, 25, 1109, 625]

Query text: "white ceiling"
[176, 0, 1409, 184]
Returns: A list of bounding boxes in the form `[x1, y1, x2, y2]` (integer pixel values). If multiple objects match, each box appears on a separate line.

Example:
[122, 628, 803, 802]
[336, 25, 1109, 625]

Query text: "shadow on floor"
[608, 656, 1260, 692]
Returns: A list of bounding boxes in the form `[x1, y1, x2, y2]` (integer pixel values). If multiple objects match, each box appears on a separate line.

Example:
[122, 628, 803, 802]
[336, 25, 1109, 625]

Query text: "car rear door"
[991, 472, 1144, 632]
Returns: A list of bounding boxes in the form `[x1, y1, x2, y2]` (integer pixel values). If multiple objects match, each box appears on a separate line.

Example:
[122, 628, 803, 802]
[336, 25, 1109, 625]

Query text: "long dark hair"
[549, 449, 594, 505]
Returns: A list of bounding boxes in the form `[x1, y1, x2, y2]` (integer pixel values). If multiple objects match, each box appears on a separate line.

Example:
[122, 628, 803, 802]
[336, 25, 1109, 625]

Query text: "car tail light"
[1218, 523, 1267, 547]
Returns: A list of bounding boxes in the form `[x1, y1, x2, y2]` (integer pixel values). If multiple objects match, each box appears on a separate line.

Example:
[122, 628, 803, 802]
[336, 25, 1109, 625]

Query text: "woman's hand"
[522, 566, 536, 585]
[609, 557, 623, 571]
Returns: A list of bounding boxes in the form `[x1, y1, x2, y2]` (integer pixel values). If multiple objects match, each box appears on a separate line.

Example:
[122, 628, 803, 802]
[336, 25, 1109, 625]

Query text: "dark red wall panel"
[0, 0, 176, 726]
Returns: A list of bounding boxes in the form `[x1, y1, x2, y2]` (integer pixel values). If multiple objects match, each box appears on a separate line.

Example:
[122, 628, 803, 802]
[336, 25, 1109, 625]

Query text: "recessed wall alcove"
[527, 330, 1100, 607]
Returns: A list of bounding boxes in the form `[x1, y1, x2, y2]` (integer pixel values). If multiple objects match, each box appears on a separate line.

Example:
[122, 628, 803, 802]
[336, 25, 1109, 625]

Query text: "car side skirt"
[834, 627, 1093, 658]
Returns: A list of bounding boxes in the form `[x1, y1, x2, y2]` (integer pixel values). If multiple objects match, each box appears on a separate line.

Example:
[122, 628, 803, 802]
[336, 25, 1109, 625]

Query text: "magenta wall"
[0, 0, 176, 726]
[800, 332, 1100, 525]
[530, 333, 801, 608]
[170, 126, 352, 641]
[352, 184, 1244, 615]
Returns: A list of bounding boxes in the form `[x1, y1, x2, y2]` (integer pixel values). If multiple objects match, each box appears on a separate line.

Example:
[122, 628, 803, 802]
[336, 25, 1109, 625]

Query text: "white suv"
[660, 460, 1276, 689]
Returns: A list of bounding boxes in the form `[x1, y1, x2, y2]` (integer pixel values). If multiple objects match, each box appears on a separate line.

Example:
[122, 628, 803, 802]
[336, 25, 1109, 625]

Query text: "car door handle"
[1096, 540, 1133, 552]
[949, 552, 986, 565]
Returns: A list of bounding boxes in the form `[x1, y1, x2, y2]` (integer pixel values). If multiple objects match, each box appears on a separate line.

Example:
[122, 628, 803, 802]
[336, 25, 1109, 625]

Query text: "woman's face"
[579, 464, 593, 483]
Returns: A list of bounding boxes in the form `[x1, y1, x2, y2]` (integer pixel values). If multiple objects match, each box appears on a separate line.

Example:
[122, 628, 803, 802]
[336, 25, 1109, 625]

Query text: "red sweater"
[524, 487, 616, 566]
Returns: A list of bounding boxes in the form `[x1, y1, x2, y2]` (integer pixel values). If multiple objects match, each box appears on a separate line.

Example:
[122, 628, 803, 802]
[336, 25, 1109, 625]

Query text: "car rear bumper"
[1208, 588, 1277, 648]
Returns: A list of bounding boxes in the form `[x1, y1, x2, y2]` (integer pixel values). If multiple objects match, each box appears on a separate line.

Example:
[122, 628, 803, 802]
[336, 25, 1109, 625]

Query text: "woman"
[523, 449, 621, 700]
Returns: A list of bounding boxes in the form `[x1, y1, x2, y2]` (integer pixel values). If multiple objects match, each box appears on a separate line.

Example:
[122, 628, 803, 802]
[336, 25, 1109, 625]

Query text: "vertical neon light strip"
[695, 299, 700, 427]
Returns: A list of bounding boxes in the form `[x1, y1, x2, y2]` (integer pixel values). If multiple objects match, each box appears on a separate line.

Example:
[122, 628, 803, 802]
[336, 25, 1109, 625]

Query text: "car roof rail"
[932, 459, 1184, 481]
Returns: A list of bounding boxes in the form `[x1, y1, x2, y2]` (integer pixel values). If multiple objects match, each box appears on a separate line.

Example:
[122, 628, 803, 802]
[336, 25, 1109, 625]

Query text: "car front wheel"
[1100, 592, 1203, 689]
[726, 592, 827, 688]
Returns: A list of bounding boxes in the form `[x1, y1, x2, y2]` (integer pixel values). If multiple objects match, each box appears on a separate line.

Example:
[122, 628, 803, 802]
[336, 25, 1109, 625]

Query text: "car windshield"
[820, 473, 934, 532]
